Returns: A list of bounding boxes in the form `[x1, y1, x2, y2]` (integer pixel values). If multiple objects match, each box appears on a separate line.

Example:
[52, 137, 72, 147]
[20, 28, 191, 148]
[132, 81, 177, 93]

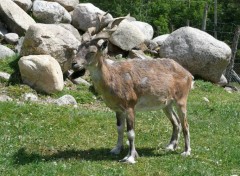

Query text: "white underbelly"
[135, 96, 172, 111]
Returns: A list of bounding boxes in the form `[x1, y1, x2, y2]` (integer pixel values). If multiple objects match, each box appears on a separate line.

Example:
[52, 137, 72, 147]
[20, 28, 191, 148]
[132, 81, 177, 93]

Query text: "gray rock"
[131, 21, 154, 40]
[4, 33, 19, 44]
[0, 45, 15, 59]
[72, 3, 113, 31]
[71, 77, 91, 86]
[23, 93, 38, 102]
[20, 24, 80, 72]
[0, 95, 13, 102]
[18, 55, 64, 94]
[144, 39, 159, 50]
[55, 94, 77, 106]
[0, 71, 11, 80]
[58, 23, 81, 41]
[32, 1, 71, 24]
[224, 86, 239, 93]
[160, 27, 231, 85]
[0, 0, 36, 36]
[153, 34, 170, 46]
[45, 0, 79, 11]
[110, 20, 145, 51]
[13, 0, 32, 11]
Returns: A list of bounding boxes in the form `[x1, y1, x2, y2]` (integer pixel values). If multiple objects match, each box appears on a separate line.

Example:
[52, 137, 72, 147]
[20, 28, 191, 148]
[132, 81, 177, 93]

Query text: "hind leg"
[163, 104, 181, 151]
[176, 101, 191, 156]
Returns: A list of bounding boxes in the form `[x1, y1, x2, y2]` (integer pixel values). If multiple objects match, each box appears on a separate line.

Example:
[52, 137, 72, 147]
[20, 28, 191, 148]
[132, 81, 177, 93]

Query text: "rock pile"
[0, 0, 232, 96]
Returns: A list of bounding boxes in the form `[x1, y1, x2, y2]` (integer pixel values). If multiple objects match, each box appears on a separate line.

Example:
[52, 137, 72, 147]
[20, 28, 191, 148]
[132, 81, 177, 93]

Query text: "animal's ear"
[100, 40, 108, 52]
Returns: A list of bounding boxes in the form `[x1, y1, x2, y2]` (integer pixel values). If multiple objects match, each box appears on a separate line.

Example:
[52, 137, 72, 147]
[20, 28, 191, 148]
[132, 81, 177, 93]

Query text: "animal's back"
[110, 58, 193, 111]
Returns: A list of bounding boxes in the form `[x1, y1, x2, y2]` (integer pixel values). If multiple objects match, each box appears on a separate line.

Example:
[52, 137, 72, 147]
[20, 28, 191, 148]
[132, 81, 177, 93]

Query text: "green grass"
[0, 55, 21, 85]
[0, 80, 240, 176]
[0, 56, 96, 103]
[1, 56, 240, 175]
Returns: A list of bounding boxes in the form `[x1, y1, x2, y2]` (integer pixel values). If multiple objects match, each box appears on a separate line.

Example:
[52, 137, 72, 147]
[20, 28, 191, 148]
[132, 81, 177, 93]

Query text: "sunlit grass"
[0, 80, 240, 175]
[0, 55, 22, 85]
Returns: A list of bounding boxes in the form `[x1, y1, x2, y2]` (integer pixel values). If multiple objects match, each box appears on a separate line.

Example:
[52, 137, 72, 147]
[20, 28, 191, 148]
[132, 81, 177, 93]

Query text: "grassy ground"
[0, 56, 240, 175]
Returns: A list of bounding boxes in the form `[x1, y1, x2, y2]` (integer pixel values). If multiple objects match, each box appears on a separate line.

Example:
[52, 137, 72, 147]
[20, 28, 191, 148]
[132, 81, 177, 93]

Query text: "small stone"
[0, 71, 11, 80]
[203, 97, 210, 103]
[23, 93, 38, 102]
[4, 33, 19, 44]
[0, 95, 13, 102]
[55, 94, 77, 106]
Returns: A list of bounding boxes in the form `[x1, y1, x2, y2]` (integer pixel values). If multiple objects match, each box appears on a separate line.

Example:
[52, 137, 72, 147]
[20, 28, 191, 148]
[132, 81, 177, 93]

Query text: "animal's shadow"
[13, 147, 178, 165]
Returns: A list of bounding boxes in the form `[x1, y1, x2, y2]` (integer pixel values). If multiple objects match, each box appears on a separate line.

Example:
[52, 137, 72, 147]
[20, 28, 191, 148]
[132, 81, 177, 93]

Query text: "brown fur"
[89, 56, 192, 111]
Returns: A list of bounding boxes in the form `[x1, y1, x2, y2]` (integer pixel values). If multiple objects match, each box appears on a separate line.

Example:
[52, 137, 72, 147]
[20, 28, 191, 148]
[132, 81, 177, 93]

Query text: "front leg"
[110, 112, 125, 155]
[163, 105, 181, 151]
[119, 108, 139, 164]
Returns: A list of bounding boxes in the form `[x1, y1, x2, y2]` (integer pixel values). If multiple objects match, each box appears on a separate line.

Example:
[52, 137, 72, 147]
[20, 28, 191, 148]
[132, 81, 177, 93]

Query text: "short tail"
[191, 76, 195, 89]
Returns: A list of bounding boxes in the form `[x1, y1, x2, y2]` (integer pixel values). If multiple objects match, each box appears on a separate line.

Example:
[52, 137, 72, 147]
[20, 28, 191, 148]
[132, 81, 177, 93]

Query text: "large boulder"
[110, 20, 146, 51]
[13, 0, 32, 12]
[0, 0, 36, 36]
[45, 0, 79, 11]
[20, 24, 80, 72]
[32, 1, 71, 24]
[131, 21, 154, 40]
[18, 55, 64, 94]
[0, 45, 15, 59]
[72, 3, 113, 31]
[160, 27, 231, 85]
[153, 34, 170, 46]
[58, 23, 82, 41]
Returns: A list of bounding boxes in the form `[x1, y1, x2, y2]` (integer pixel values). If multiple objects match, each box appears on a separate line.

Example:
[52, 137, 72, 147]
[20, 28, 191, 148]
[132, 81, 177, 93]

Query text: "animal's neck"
[88, 56, 112, 93]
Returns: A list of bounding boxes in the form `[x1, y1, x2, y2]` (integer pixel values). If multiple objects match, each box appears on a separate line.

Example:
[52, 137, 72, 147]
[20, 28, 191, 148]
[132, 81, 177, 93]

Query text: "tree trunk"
[225, 25, 240, 82]
[202, 3, 208, 31]
[214, 0, 218, 38]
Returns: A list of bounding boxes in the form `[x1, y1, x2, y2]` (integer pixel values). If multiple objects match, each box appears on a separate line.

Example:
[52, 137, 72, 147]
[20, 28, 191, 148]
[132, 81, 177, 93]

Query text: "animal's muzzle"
[70, 68, 86, 79]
